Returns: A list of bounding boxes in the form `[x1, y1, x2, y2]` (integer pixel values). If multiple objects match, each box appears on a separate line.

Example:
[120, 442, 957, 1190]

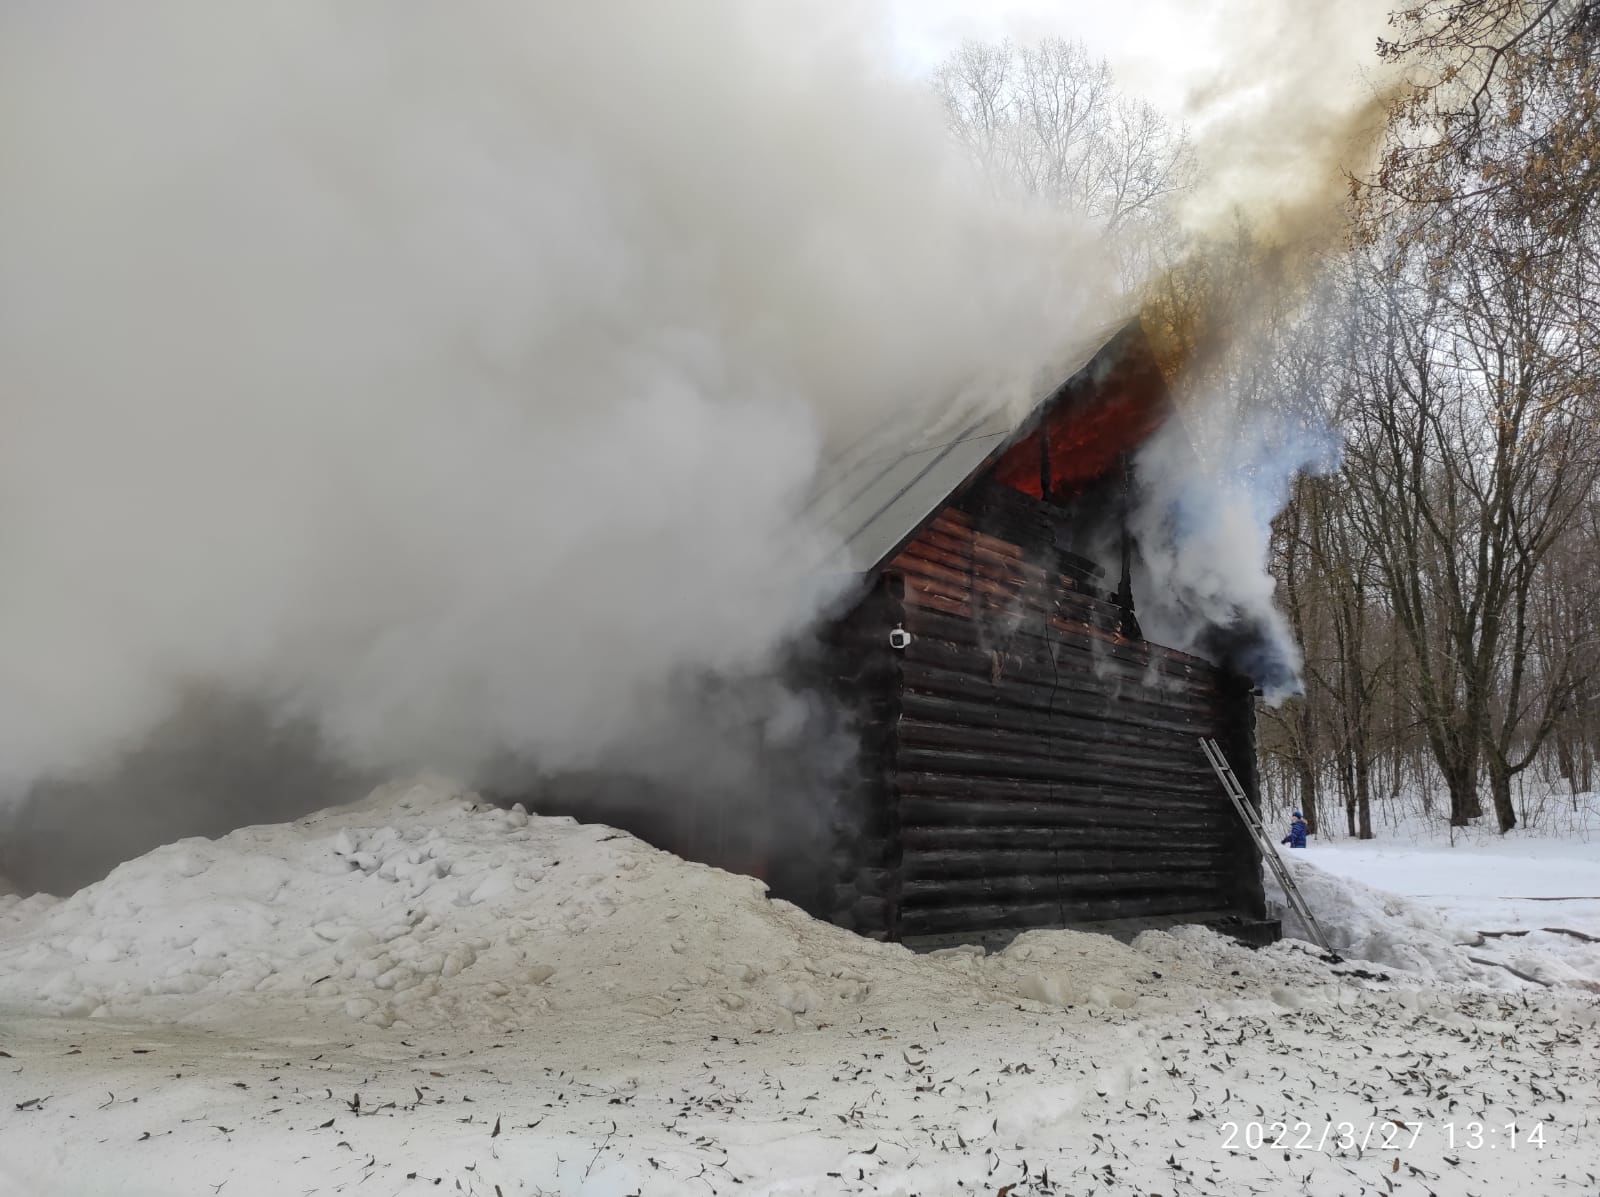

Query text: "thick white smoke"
[1117, 0, 1397, 702]
[1130, 401, 1341, 702]
[0, 2, 1108, 800]
[1177, 0, 1399, 242]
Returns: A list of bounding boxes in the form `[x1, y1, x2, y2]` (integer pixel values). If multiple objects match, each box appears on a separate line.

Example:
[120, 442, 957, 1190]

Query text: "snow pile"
[994, 932, 1150, 1010]
[906, 922, 1356, 1028]
[0, 779, 945, 1031]
[1266, 852, 1475, 974]
[7, 775, 1593, 1043]
[6, 787, 1599, 1197]
[1264, 850, 1600, 992]
[1488, 933, 1600, 989]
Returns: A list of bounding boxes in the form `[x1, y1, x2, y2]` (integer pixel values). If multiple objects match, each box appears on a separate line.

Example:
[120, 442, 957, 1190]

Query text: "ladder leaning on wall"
[1200, 736, 1342, 963]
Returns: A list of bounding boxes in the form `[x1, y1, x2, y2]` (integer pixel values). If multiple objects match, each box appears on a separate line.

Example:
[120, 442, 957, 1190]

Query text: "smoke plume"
[1178, 0, 1401, 243]
[1121, 0, 1399, 697]
[0, 2, 1107, 817]
[1130, 400, 1342, 702]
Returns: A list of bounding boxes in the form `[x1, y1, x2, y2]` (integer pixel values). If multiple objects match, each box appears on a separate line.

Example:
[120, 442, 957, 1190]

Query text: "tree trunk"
[1488, 759, 1518, 834]
[1442, 759, 1478, 826]
[1355, 747, 1374, 839]
[1295, 754, 1318, 837]
[1556, 733, 1576, 793]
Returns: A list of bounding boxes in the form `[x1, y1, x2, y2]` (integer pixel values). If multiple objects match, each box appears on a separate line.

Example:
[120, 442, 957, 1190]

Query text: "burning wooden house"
[524, 318, 1275, 949]
[800, 318, 1274, 947]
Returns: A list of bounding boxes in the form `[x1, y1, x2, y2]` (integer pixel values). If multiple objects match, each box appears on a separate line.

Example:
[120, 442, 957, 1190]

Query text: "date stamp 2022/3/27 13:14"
[1219, 1119, 1549, 1154]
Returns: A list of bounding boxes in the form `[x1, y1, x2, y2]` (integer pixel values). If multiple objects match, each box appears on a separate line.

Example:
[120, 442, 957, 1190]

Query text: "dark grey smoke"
[1, 692, 372, 895]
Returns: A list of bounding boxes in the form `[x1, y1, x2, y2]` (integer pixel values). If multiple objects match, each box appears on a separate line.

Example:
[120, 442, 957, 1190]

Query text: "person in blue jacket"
[1281, 811, 1308, 848]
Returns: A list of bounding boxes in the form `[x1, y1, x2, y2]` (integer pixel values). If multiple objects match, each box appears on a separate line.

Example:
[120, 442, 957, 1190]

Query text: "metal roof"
[803, 318, 1138, 573]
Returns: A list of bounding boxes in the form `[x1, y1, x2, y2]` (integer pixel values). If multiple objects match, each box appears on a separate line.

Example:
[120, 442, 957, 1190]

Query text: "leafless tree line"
[933, 36, 1194, 284]
[939, 12, 1600, 836]
[1261, 0, 1600, 836]
[1261, 225, 1600, 836]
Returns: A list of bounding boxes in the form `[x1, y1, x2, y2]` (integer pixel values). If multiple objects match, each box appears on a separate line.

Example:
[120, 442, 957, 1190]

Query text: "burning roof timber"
[803, 317, 1170, 576]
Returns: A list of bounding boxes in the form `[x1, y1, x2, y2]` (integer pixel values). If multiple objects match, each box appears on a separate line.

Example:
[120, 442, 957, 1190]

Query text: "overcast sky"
[884, 0, 1397, 232]
[884, 0, 1234, 113]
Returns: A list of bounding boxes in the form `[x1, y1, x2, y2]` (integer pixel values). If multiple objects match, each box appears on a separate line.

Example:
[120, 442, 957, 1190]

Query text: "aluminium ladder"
[1199, 737, 1341, 961]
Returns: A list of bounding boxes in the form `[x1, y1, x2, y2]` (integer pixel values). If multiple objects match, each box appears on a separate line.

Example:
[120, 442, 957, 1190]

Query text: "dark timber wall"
[503, 320, 1273, 952]
[820, 480, 1268, 947]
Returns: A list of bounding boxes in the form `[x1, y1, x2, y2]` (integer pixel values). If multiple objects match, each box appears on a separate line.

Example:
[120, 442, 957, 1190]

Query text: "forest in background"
[934, 0, 1600, 836]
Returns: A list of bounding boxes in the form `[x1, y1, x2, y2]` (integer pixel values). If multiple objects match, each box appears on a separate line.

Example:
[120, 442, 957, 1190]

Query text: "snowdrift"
[3, 779, 1588, 1039]
[1265, 849, 1599, 992]
[0, 779, 946, 1031]
[4, 784, 1596, 1197]
[1266, 852, 1477, 976]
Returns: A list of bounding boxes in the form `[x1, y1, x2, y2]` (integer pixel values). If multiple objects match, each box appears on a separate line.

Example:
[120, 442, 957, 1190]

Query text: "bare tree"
[933, 37, 1194, 244]
[1369, 0, 1600, 242]
[1337, 222, 1599, 830]
[1542, 495, 1600, 798]
[936, 21, 1600, 839]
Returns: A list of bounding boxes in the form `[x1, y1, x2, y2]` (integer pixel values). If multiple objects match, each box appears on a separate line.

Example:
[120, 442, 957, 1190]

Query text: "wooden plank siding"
[828, 480, 1267, 946]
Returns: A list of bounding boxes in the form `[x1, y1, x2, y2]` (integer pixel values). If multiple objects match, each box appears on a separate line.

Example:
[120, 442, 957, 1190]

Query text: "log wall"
[824, 482, 1267, 945]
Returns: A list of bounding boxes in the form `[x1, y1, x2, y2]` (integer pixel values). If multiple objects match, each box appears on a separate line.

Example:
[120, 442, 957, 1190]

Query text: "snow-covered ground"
[1273, 800, 1600, 993]
[2, 780, 1597, 1196]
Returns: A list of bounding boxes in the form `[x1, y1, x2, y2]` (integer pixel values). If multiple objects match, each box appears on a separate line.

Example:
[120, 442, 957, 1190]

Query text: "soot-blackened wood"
[824, 430, 1268, 947]
[900, 683, 1219, 757]
[901, 823, 1234, 853]
[898, 891, 1228, 937]
[898, 657, 1221, 735]
[895, 758, 1229, 809]
[894, 746, 1219, 800]
[896, 720, 1228, 787]
[901, 607, 1222, 695]
[896, 794, 1230, 836]
[901, 847, 1234, 879]
[1218, 672, 1268, 920]
[938, 500, 1105, 590]
[900, 869, 1233, 905]
[902, 761, 1222, 809]
[899, 691, 1210, 756]
[824, 574, 905, 940]
[897, 678, 1217, 734]
[956, 482, 1063, 563]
